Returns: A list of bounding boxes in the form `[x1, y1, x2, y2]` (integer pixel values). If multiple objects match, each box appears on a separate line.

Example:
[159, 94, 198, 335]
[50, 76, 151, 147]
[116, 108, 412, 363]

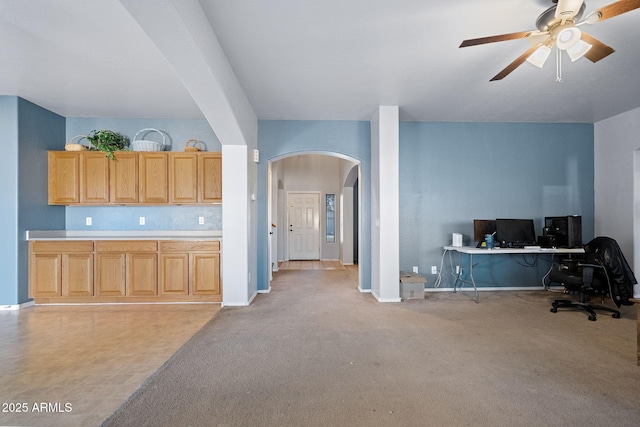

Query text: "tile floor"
[0, 303, 219, 427]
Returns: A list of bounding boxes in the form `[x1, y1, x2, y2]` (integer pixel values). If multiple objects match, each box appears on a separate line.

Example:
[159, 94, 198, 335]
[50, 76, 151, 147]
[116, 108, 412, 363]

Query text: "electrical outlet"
[198, 216, 205, 225]
[431, 266, 437, 275]
[139, 216, 145, 226]
[456, 265, 460, 274]
[85, 217, 92, 226]
[412, 266, 419, 274]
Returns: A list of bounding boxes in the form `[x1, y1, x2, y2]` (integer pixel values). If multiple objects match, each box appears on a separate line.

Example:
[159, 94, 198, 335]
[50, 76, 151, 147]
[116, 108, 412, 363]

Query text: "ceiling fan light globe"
[566, 40, 592, 61]
[526, 45, 552, 68]
[556, 27, 582, 50]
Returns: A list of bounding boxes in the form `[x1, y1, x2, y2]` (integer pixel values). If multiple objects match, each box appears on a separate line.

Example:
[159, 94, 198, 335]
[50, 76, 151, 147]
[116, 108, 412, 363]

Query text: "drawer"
[160, 240, 220, 252]
[31, 241, 94, 253]
[95, 240, 158, 252]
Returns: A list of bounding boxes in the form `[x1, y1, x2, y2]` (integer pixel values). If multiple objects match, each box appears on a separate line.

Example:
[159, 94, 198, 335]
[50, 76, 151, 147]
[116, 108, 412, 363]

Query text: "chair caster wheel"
[612, 313, 621, 319]
[588, 315, 596, 321]
[550, 307, 557, 313]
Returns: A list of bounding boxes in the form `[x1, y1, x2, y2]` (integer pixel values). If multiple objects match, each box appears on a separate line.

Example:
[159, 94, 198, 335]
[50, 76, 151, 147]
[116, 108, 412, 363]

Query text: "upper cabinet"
[169, 153, 198, 203]
[110, 152, 139, 203]
[48, 151, 81, 204]
[80, 152, 110, 204]
[48, 151, 222, 206]
[199, 153, 222, 203]
[139, 153, 169, 204]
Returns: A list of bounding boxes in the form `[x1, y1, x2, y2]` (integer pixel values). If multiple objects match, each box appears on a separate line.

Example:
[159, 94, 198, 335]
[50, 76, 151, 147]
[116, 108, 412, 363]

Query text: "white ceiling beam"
[118, 0, 256, 146]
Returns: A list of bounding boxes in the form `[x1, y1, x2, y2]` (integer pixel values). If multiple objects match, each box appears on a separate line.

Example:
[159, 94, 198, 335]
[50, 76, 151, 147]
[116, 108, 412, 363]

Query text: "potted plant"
[86, 130, 129, 160]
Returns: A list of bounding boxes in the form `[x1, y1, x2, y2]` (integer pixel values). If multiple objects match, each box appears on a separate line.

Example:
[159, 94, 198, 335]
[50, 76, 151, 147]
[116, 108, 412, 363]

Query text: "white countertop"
[26, 230, 222, 241]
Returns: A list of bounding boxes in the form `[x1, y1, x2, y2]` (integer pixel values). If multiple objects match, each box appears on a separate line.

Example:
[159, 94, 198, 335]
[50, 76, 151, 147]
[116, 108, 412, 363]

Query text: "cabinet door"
[191, 252, 221, 295]
[110, 152, 138, 203]
[169, 153, 198, 203]
[128, 253, 158, 296]
[30, 253, 62, 297]
[80, 152, 110, 203]
[160, 253, 189, 295]
[48, 152, 80, 205]
[199, 153, 222, 203]
[63, 253, 94, 296]
[96, 253, 126, 296]
[139, 153, 168, 204]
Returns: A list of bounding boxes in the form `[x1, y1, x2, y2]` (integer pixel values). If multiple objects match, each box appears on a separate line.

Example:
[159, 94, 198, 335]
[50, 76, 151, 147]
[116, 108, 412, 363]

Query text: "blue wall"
[399, 122, 594, 288]
[0, 97, 19, 305]
[0, 97, 65, 305]
[257, 120, 372, 291]
[65, 118, 222, 231]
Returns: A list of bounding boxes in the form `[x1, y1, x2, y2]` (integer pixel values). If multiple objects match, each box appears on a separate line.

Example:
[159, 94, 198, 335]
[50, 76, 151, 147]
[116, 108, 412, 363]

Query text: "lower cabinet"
[29, 239, 221, 303]
[95, 241, 158, 297]
[160, 241, 221, 296]
[29, 241, 94, 298]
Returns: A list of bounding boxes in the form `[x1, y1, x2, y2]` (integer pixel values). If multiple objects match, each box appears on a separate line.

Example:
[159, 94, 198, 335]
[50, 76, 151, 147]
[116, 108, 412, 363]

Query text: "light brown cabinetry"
[160, 241, 221, 296]
[29, 241, 94, 298]
[95, 241, 158, 297]
[47, 151, 221, 205]
[139, 153, 168, 204]
[169, 154, 198, 204]
[110, 152, 138, 203]
[29, 239, 221, 303]
[80, 152, 110, 203]
[199, 152, 222, 203]
[48, 152, 80, 204]
[168, 152, 222, 204]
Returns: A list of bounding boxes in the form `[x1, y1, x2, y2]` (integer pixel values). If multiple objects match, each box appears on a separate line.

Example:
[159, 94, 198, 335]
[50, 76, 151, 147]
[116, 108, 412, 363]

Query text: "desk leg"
[468, 253, 479, 304]
[452, 253, 479, 303]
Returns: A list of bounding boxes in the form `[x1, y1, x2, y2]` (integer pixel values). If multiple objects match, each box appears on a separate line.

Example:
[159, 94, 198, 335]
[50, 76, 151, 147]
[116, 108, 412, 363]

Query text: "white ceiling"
[1, 0, 639, 123]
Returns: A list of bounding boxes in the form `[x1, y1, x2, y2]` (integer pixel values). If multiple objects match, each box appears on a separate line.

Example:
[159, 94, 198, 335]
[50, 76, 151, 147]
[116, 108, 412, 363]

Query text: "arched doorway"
[268, 152, 363, 290]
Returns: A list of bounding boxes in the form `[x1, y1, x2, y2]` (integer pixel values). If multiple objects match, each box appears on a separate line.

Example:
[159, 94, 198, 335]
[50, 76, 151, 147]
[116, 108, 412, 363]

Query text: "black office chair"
[548, 237, 636, 321]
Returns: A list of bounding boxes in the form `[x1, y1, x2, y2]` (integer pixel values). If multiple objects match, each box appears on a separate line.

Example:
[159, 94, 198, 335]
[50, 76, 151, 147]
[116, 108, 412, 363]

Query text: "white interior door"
[288, 192, 320, 260]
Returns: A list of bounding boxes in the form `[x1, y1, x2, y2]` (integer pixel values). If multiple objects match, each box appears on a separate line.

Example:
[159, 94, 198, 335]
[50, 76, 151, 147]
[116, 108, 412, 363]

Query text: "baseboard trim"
[29, 301, 221, 307]
[426, 286, 554, 293]
[370, 290, 401, 303]
[256, 287, 271, 294]
[0, 300, 35, 310]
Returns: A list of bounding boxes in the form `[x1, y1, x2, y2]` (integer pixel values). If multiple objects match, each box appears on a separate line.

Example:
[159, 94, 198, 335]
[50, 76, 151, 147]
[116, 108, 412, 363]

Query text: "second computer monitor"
[495, 218, 537, 248]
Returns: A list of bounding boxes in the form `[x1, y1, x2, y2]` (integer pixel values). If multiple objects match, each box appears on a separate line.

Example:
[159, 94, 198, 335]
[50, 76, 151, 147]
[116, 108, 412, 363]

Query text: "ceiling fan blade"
[555, 0, 585, 19]
[586, 0, 640, 22]
[460, 31, 540, 48]
[490, 43, 544, 81]
[581, 32, 615, 62]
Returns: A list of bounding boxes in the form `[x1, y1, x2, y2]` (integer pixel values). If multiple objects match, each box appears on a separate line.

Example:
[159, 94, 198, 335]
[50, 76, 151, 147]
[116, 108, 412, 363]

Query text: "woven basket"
[65, 135, 89, 151]
[131, 128, 165, 151]
[184, 139, 204, 152]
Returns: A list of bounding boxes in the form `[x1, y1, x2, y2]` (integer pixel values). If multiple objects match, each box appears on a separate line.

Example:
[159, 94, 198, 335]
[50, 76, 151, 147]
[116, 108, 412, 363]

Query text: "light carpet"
[101, 267, 639, 426]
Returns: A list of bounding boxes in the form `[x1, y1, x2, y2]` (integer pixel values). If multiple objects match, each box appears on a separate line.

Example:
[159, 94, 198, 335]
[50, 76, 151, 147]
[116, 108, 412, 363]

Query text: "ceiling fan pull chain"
[556, 48, 563, 83]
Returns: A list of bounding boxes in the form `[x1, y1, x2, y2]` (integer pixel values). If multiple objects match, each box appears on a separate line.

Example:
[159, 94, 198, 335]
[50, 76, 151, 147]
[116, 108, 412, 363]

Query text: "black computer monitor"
[473, 219, 496, 242]
[495, 219, 537, 248]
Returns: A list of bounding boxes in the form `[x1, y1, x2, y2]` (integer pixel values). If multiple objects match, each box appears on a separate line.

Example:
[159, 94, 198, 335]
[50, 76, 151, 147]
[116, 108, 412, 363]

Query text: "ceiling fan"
[459, 0, 640, 81]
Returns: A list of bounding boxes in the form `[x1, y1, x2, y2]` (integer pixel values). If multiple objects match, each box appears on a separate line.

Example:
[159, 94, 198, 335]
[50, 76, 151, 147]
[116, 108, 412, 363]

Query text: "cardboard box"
[400, 271, 426, 299]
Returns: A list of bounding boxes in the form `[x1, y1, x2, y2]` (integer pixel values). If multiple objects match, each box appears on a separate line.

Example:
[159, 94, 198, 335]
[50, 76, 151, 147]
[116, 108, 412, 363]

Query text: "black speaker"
[566, 215, 582, 248]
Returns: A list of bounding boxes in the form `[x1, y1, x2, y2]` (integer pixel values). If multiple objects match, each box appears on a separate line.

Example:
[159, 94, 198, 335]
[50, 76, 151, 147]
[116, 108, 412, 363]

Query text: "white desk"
[443, 246, 584, 303]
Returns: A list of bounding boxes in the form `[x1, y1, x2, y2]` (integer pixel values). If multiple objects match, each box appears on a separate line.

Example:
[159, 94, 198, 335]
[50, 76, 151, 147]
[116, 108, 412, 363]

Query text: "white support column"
[222, 145, 251, 306]
[371, 106, 400, 302]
